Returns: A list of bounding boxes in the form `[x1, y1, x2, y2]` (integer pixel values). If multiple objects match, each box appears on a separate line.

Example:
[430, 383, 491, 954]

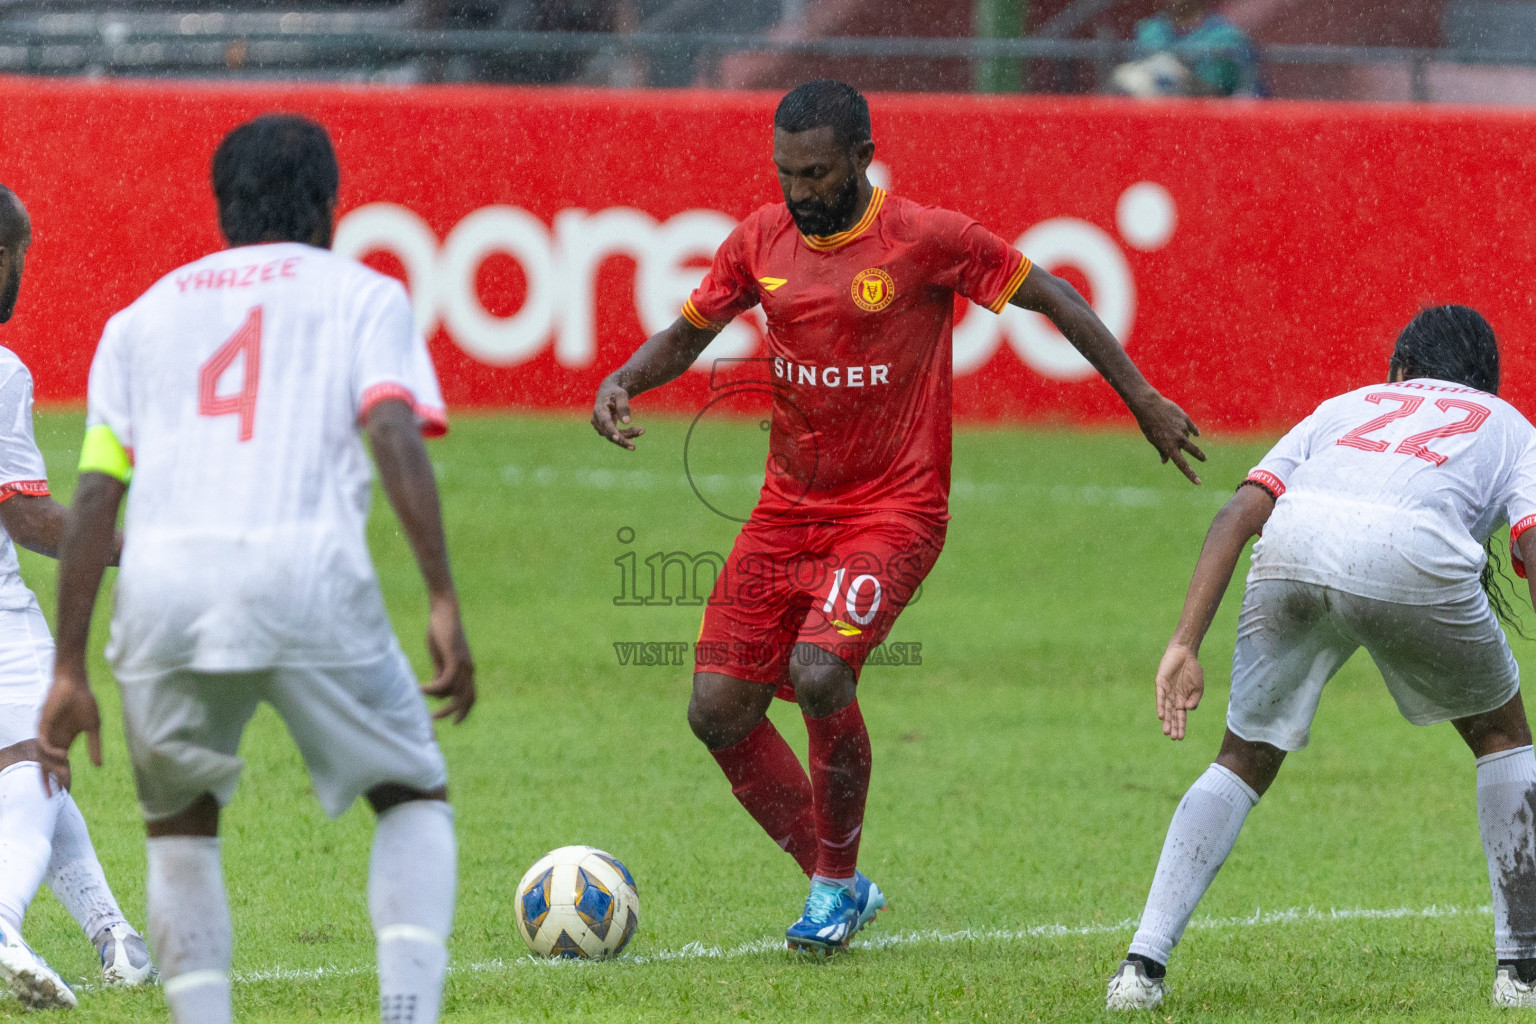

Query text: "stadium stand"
[2, 0, 1536, 99]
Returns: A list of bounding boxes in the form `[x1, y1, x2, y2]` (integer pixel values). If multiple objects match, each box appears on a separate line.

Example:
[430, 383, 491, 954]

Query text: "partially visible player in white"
[34, 116, 476, 1024]
[0, 185, 155, 1010]
[1105, 306, 1536, 1011]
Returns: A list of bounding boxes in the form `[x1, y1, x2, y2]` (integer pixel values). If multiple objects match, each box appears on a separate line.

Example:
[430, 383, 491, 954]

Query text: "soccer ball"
[515, 845, 639, 959]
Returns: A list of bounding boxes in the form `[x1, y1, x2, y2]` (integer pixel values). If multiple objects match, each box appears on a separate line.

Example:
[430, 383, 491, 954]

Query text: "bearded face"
[785, 169, 861, 238]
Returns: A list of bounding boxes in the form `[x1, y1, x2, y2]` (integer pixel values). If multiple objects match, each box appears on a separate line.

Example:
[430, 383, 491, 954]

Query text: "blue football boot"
[785, 879, 860, 954]
[852, 872, 887, 935]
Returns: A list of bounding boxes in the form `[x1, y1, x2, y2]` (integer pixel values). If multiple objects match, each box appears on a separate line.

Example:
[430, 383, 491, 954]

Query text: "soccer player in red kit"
[592, 80, 1204, 952]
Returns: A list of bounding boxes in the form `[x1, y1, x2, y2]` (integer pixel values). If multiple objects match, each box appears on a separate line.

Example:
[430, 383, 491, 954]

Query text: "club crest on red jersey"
[851, 268, 895, 312]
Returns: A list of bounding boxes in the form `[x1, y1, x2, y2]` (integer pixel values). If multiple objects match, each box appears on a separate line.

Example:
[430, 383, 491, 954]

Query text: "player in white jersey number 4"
[1106, 306, 1536, 1012]
[35, 117, 476, 1024]
[0, 186, 155, 1010]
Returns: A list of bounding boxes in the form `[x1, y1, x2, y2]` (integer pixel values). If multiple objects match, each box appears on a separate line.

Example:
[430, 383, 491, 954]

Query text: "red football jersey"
[683, 188, 1031, 523]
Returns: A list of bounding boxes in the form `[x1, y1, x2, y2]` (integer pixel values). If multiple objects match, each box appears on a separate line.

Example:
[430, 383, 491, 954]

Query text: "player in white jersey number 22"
[1106, 306, 1536, 1012]
[0, 185, 155, 1009]
[36, 116, 476, 1024]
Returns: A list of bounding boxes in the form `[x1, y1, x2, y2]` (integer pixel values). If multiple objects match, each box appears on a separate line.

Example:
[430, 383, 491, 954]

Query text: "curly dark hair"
[211, 114, 339, 248]
[1389, 304, 1499, 395]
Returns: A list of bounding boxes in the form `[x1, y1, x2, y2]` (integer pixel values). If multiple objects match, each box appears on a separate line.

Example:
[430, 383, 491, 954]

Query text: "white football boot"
[0, 919, 77, 1011]
[1494, 965, 1536, 1007]
[95, 922, 158, 987]
[1106, 958, 1167, 1011]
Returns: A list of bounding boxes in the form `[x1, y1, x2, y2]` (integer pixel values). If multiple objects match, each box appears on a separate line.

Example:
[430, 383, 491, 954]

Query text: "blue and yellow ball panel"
[574, 867, 615, 938]
[596, 851, 637, 893]
[520, 867, 553, 941]
[549, 930, 587, 959]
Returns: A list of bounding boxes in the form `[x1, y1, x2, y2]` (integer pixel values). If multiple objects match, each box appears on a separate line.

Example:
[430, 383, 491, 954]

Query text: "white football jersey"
[86, 243, 446, 677]
[0, 349, 51, 613]
[1246, 378, 1536, 604]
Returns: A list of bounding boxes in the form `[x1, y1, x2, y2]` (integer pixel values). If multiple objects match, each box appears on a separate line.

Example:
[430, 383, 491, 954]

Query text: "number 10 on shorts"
[822, 567, 883, 628]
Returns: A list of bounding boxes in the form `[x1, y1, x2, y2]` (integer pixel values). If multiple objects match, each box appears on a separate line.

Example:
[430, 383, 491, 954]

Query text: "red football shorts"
[693, 513, 946, 696]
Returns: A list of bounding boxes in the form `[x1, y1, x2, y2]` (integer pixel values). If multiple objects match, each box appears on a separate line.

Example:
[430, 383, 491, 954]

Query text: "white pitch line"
[866, 902, 1491, 950]
[215, 902, 1490, 986]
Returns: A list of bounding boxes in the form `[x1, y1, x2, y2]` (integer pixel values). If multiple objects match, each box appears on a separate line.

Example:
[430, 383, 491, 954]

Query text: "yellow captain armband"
[78, 424, 132, 484]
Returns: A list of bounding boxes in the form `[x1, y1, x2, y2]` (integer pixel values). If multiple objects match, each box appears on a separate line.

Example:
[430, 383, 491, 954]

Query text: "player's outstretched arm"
[1157, 483, 1275, 740]
[592, 317, 719, 450]
[1011, 270, 1205, 484]
[36, 472, 123, 792]
[366, 398, 475, 724]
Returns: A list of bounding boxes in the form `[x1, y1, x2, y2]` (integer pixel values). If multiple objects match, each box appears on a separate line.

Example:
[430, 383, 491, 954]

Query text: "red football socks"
[710, 719, 817, 876]
[804, 700, 872, 881]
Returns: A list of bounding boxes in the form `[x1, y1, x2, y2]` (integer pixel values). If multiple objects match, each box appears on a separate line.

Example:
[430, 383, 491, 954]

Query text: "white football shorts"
[119, 642, 447, 821]
[1227, 578, 1520, 751]
[0, 603, 54, 750]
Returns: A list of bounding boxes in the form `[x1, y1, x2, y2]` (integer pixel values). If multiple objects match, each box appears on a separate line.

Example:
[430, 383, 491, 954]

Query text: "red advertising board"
[1, 75, 1534, 431]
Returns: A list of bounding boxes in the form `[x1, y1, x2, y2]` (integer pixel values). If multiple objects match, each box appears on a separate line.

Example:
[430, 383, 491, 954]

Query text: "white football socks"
[0, 761, 61, 934]
[1129, 763, 1259, 966]
[1477, 745, 1536, 960]
[147, 836, 232, 1024]
[46, 793, 130, 943]
[370, 800, 456, 1024]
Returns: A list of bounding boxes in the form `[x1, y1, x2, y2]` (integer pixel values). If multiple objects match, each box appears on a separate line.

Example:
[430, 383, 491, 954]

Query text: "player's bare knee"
[367, 782, 449, 815]
[687, 692, 750, 750]
[1454, 695, 1533, 759]
[688, 673, 770, 749]
[789, 646, 856, 719]
[146, 793, 220, 838]
[1465, 725, 1533, 760]
[1216, 730, 1286, 796]
[685, 692, 711, 742]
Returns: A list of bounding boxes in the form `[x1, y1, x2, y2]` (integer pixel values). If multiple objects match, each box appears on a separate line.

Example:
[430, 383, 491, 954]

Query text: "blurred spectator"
[1109, 51, 1195, 98]
[1115, 0, 1259, 97]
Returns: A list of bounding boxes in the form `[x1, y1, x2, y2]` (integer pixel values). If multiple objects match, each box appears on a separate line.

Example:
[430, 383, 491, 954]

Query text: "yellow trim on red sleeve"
[681, 298, 712, 330]
[801, 188, 886, 252]
[987, 255, 1034, 314]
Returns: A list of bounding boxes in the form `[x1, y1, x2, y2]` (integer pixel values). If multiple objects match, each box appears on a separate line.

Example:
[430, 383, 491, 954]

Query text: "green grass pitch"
[4, 410, 1530, 1022]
